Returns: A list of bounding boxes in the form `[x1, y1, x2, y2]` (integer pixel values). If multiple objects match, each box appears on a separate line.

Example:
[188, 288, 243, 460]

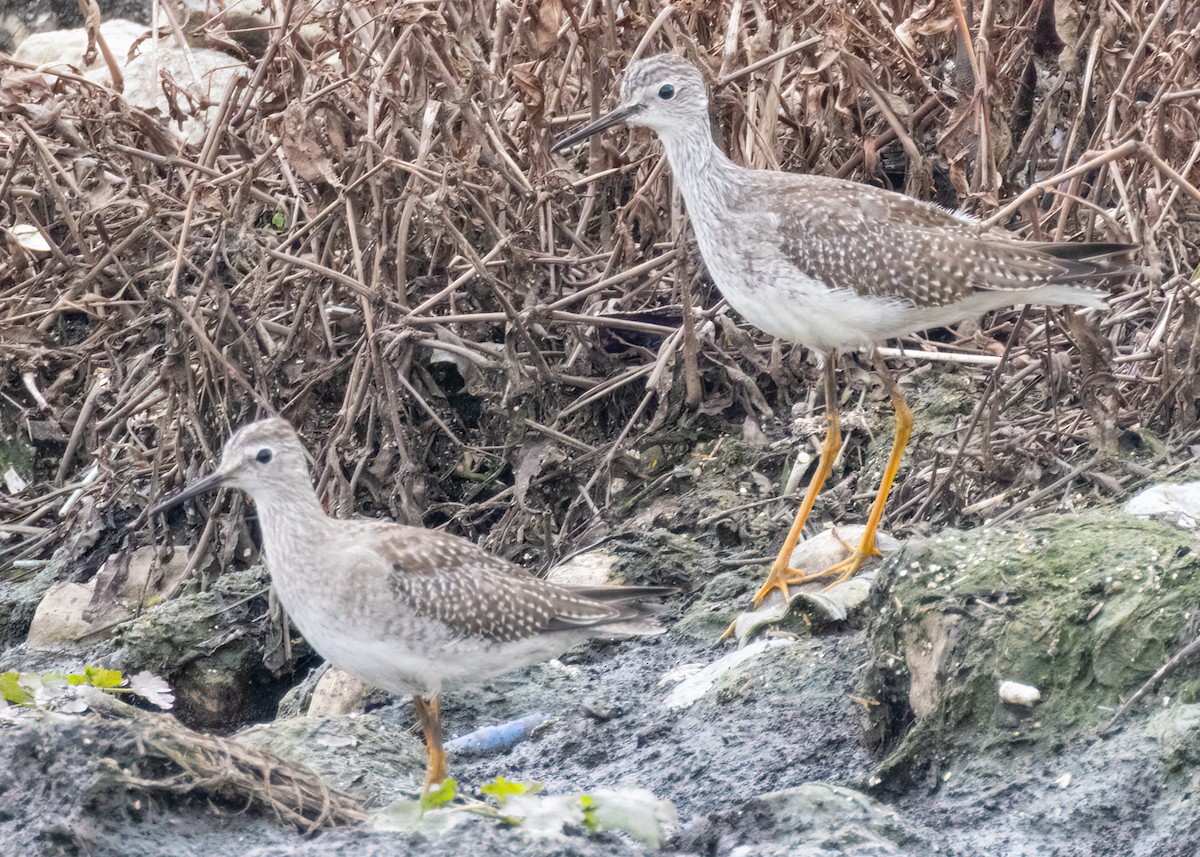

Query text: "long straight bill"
[552, 103, 641, 152]
[146, 471, 226, 517]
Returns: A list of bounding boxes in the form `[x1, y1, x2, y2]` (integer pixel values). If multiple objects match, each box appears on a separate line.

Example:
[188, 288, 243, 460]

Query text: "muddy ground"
[5, 477, 1200, 856]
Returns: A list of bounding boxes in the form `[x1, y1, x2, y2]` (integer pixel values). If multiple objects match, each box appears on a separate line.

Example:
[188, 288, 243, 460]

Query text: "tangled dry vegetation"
[1, 0, 1198, 580]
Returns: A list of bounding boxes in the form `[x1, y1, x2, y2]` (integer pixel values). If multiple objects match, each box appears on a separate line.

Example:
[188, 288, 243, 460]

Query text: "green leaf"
[580, 793, 599, 831]
[0, 671, 33, 705]
[271, 211, 286, 229]
[420, 778, 457, 810]
[83, 666, 124, 688]
[480, 776, 530, 806]
[67, 673, 86, 686]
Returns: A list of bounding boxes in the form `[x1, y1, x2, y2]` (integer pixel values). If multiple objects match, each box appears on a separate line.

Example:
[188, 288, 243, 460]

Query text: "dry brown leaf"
[527, 0, 565, 58]
[895, 4, 957, 54]
[511, 63, 546, 127]
[279, 101, 339, 186]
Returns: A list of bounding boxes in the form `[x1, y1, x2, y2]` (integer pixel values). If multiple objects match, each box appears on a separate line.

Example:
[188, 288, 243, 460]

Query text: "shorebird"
[553, 55, 1135, 624]
[147, 418, 673, 791]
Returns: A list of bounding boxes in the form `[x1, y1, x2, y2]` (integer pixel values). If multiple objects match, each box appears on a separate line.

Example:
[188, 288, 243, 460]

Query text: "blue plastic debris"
[445, 712, 549, 756]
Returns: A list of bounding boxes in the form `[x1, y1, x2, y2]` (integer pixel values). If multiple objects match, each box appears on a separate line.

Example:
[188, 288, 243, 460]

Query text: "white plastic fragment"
[665, 638, 794, 709]
[729, 524, 898, 646]
[3, 466, 28, 494]
[998, 680, 1041, 707]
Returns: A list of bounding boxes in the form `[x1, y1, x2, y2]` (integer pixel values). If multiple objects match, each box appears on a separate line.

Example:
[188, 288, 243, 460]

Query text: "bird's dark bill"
[552, 103, 641, 152]
[147, 471, 225, 517]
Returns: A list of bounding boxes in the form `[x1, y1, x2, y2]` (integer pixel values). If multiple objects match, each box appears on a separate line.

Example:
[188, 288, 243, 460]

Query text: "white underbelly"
[275, 577, 580, 698]
[311, 633, 575, 698]
[694, 233, 1102, 351]
[714, 272, 898, 353]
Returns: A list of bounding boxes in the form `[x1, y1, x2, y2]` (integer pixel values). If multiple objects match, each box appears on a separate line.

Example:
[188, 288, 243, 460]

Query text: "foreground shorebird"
[148, 418, 673, 790]
[554, 55, 1135, 623]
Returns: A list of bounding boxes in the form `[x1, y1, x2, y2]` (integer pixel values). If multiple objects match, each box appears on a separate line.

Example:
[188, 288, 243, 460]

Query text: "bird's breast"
[686, 210, 891, 352]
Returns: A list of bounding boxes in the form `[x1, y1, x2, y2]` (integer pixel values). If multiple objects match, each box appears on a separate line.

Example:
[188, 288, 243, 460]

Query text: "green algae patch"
[112, 569, 269, 669]
[110, 568, 283, 729]
[863, 509, 1200, 782]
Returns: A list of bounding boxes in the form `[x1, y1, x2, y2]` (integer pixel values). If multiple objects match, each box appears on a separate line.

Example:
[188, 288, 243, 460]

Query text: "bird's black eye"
[658, 83, 675, 100]
[255, 448, 273, 464]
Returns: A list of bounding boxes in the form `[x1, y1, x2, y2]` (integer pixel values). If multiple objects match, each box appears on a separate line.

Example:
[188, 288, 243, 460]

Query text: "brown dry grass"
[1, 0, 1198, 577]
[85, 690, 364, 831]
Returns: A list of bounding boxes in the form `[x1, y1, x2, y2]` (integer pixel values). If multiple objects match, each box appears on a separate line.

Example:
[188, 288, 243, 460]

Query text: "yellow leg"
[414, 695, 446, 793]
[746, 356, 843, 608]
[803, 355, 913, 587]
[723, 356, 913, 641]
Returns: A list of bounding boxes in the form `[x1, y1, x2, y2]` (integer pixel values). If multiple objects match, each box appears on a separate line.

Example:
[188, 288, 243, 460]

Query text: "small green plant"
[270, 210, 287, 230]
[374, 775, 675, 845]
[71, 665, 123, 688]
[479, 775, 534, 806]
[579, 793, 598, 832]
[0, 667, 174, 711]
[420, 778, 457, 811]
[0, 671, 32, 705]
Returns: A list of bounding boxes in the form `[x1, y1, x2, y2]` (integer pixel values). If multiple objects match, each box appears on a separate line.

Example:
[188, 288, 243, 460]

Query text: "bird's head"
[148, 418, 310, 515]
[553, 54, 710, 151]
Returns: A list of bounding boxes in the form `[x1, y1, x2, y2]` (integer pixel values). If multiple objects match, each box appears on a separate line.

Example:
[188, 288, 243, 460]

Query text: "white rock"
[13, 19, 146, 78]
[26, 582, 95, 648]
[1125, 481, 1200, 528]
[998, 679, 1041, 707]
[787, 524, 901, 570]
[15, 19, 247, 145]
[308, 668, 369, 717]
[111, 46, 246, 144]
[545, 549, 621, 587]
[26, 545, 190, 648]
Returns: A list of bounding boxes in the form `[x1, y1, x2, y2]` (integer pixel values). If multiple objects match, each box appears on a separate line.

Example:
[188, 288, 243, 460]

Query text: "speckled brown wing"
[373, 527, 646, 643]
[742, 174, 1131, 308]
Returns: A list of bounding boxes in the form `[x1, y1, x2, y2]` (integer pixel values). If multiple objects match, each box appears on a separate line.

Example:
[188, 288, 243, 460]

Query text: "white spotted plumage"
[564, 55, 1135, 355]
[169, 419, 670, 699]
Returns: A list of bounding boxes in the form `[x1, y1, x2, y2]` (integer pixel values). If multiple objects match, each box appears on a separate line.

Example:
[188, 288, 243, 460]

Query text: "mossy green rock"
[864, 509, 1200, 780]
[110, 568, 282, 728]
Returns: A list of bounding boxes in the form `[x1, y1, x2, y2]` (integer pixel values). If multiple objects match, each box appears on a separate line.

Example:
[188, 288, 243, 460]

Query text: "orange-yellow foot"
[816, 545, 880, 589]
[717, 563, 820, 642]
[720, 537, 883, 642]
[749, 548, 879, 605]
[748, 563, 809, 608]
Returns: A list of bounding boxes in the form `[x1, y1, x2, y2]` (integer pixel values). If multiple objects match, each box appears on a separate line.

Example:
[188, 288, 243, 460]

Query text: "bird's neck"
[247, 481, 330, 584]
[656, 122, 743, 217]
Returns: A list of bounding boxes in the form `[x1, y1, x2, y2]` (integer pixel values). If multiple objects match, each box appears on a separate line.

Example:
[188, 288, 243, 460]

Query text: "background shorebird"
[553, 55, 1136, 625]
[148, 418, 674, 790]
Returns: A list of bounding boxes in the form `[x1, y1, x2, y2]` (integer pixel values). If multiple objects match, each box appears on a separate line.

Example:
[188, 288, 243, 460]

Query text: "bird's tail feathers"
[1035, 241, 1140, 283]
[564, 584, 679, 602]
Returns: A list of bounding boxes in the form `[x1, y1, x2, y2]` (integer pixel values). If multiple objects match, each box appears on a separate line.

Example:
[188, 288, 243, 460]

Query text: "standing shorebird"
[553, 55, 1134, 621]
[147, 418, 673, 791]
